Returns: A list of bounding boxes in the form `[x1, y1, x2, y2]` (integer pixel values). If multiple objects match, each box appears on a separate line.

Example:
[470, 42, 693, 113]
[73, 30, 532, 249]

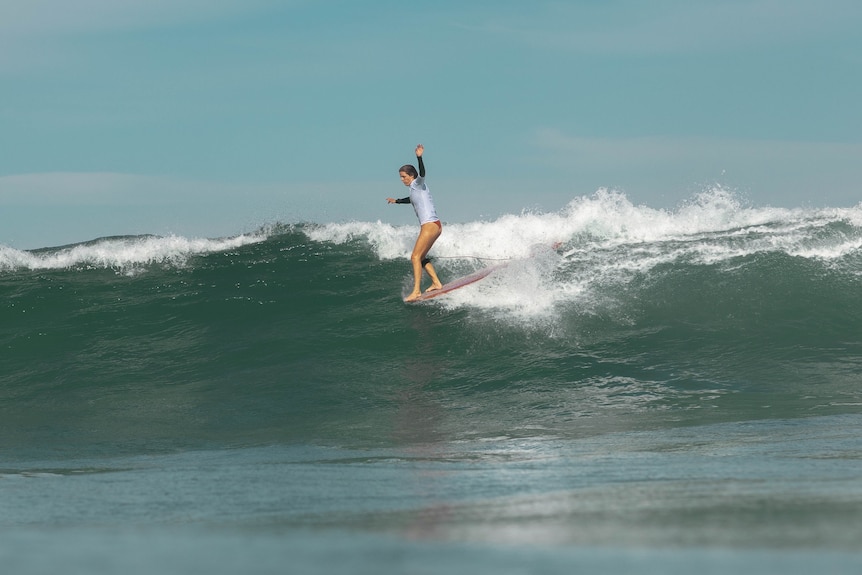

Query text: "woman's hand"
[415, 144, 424, 157]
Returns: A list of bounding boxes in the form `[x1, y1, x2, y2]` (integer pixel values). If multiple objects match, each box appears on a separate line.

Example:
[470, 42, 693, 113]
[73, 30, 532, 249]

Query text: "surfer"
[387, 144, 443, 302]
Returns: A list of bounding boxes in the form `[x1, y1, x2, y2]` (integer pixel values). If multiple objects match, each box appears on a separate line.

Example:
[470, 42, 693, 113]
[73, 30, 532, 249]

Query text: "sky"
[1, 0, 861, 249]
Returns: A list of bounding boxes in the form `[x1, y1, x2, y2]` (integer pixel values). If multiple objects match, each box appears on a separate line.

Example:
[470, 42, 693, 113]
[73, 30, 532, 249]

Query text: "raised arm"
[415, 144, 425, 178]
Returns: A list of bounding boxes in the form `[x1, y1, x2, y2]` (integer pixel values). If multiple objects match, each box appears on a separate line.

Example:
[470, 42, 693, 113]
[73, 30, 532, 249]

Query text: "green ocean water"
[2, 191, 862, 573]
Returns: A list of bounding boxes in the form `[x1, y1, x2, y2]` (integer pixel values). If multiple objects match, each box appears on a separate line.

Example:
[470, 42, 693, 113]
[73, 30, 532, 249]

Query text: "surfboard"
[406, 262, 508, 302]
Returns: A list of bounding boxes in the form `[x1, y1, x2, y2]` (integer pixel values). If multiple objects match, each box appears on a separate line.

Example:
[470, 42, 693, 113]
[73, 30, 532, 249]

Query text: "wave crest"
[1, 233, 268, 273]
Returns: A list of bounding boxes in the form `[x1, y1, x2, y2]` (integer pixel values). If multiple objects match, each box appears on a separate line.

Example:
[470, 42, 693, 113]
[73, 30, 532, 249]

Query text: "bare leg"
[423, 261, 442, 292]
[405, 222, 442, 302]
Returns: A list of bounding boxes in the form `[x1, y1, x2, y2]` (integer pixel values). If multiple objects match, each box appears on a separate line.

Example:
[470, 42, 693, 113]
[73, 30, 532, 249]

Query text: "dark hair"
[399, 164, 418, 178]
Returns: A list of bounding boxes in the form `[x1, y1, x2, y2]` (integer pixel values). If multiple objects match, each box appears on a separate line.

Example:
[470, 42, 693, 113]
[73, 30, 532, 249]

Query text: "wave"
[309, 189, 862, 320]
[310, 188, 862, 262]
[4, 188, 861, 324]
[3, 189, 862, 455]
[0, 231, 270, 274]
[5, 188, 860, 268]
[3, 187, 861, 324]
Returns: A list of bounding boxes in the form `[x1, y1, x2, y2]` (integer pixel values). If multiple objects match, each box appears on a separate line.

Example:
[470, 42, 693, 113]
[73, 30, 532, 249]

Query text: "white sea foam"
[309, 188, 862, 319]
[0, 233, 267, 273]
[311, 188, 862, 261]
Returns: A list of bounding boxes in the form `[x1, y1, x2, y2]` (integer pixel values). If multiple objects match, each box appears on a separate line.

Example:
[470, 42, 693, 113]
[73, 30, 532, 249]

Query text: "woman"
[387, 144, 443, 302]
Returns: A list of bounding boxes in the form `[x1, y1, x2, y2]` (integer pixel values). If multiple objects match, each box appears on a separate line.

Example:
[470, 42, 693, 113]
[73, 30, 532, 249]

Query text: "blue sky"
[2, 0, 861, 248]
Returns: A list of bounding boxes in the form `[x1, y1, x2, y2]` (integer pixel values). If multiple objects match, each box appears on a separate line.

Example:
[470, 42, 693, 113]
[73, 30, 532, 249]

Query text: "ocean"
[2, 189, 862, 574]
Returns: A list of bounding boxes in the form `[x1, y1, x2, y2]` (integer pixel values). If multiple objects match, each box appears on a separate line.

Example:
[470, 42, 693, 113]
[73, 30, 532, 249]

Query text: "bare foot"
[404, 291, 422, 302]
[424, 282, 443, 293]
